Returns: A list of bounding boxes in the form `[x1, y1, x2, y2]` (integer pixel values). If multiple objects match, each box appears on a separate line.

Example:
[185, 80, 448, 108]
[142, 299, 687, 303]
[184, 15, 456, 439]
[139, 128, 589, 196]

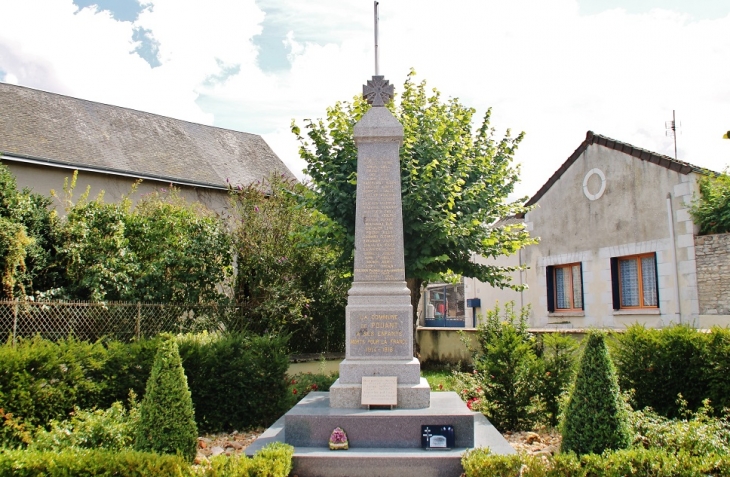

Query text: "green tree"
[0, 162, 61, 299]
[293, 71, 534, 326]
[561, 330, 631, 455]
[690, 170, 730, 235]
[536, 332, 578, 427]
[229, 174, 349, 352]
[57, 176, 231, 303]
[135, 338, 197, 462]
[125, 189, 232, 303]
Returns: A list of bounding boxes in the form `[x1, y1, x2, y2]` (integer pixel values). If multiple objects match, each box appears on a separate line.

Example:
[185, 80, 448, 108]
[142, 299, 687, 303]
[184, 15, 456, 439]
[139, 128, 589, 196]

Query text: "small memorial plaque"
[361, 376, 397, 406]
[421, 425, 455, 450]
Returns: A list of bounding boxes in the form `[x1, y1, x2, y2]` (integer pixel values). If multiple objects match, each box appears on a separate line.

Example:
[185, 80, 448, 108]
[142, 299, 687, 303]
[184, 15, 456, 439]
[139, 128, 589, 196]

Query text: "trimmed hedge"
[0, 448, 190, 477]
[0, 332, 289, 440]
[611, 325, 730, 417]
[462, 447, 730, 477]
[0, 442, 294, 477]
[178, 332, 290, 432]
[0, 336, 108, 428]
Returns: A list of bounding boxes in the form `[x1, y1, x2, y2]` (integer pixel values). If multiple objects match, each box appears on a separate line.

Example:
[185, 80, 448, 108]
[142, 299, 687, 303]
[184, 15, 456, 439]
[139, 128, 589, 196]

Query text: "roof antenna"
[665, 110, 680, 160]
[374, 1, 379, 76]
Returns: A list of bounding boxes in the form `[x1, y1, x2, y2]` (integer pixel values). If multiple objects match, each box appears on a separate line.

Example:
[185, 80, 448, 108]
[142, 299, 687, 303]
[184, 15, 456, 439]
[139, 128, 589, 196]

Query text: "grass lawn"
[422, 369, 460, 392]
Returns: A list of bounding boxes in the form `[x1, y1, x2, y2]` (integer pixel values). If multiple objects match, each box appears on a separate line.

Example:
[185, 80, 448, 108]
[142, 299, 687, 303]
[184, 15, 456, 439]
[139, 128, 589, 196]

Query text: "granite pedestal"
[246, 392, 515, 477]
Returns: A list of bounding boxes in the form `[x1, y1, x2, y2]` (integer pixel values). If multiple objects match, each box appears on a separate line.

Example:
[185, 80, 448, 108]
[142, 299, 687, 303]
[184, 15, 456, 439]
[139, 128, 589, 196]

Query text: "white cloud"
[0, 0, 728, 191]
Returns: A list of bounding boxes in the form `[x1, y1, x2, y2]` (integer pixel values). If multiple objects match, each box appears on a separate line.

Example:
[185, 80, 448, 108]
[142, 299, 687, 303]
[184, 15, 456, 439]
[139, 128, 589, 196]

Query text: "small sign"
[361, 376, 397, 406]
[421, 425, 455, 450]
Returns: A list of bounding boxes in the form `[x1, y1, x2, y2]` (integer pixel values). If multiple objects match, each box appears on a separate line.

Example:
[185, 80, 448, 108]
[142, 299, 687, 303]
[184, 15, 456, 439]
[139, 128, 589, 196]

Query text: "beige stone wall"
[416, 328, 477, 365]
[694, 233, 730, 316]
[5, 162, 232, 216]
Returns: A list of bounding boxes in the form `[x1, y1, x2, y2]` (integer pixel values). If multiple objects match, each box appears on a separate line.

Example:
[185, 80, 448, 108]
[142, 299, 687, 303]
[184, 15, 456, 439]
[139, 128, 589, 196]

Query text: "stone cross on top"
[363, 75, 394, 107]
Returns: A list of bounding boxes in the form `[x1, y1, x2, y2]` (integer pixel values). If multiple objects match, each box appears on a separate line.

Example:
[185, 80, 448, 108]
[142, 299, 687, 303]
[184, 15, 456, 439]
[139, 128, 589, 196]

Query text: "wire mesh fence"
[0, 300, 231, 343]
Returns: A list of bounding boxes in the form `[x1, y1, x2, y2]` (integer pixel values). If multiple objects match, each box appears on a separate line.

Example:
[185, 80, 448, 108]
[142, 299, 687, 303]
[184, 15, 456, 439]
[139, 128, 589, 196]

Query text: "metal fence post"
[136, 302, 142, 340]
[12, 300, 18, 347]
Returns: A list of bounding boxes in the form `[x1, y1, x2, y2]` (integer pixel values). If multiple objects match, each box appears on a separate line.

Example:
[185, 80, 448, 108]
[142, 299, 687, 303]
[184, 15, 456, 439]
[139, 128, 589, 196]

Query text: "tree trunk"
[406, 277, 424, 358]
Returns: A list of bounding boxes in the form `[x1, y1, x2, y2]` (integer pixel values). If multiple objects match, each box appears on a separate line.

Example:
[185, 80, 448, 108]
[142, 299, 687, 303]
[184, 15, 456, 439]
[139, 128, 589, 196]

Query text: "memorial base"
[329, 378, 431, 409]
[246, 392, 515, 477]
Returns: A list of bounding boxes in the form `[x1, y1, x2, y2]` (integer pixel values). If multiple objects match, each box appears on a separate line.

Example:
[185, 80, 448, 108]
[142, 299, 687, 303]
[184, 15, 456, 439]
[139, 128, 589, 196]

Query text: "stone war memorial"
[246, 74, 514, 477]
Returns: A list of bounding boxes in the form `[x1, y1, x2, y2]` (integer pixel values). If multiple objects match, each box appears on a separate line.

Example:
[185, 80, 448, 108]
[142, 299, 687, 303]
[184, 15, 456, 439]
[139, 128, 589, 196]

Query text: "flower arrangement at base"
[329, 427, 349, 450]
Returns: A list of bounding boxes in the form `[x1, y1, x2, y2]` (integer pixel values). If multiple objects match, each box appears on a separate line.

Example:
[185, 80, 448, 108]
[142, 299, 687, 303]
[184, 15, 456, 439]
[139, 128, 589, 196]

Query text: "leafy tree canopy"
[293, 70, 535, 322]
[0, 162, 60, 299]
[228, 174, 349, 352]
[56, 173, 231, 303]
[690, 170, 730, 235]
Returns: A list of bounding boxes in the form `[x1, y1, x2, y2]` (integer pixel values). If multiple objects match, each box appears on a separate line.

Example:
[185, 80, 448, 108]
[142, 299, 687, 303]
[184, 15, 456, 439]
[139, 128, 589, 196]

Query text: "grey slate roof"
[0, 83, 295, 189]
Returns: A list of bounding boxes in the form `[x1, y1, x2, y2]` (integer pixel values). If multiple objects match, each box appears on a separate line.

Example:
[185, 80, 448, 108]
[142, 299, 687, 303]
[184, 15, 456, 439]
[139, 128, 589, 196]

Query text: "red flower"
[311, 384, 318, 390]
[292, 388, 298, 395]
[291, 379, 297, 384]
[438, 384, 443, 390]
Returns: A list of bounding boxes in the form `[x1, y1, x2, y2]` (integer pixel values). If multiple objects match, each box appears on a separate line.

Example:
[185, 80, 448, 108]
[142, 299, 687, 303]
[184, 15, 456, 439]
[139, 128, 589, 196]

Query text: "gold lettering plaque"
[361, 376, 397, 405]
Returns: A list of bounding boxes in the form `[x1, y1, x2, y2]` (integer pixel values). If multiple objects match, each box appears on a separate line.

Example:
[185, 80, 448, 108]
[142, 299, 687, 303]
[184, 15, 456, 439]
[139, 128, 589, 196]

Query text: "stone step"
[286, 392, 474, 448]
[291, 447, 466, 477]
[246, 392, 515, 477]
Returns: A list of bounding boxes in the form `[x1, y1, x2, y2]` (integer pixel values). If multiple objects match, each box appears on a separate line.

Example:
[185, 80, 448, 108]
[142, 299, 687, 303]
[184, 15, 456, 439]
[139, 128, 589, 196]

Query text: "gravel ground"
[195, 427, 561, 463]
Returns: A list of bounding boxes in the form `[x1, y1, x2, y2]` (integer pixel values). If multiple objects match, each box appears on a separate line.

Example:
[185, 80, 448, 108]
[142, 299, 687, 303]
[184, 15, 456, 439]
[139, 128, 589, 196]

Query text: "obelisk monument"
[328, 76, 430, 409]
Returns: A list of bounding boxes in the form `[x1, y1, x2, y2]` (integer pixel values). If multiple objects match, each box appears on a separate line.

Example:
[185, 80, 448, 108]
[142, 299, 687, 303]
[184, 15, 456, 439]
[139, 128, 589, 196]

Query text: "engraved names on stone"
[353, 155, 403, 282]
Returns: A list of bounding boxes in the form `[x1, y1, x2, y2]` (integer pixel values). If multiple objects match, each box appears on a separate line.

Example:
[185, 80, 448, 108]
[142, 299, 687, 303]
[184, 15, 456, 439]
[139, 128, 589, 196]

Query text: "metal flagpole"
[374, 1, 379, 75]
[673, 110, 678, 160]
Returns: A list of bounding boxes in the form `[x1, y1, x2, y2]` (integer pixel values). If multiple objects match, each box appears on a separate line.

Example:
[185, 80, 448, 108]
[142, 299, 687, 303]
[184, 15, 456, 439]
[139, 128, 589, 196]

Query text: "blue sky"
[1, 0, 729, 199]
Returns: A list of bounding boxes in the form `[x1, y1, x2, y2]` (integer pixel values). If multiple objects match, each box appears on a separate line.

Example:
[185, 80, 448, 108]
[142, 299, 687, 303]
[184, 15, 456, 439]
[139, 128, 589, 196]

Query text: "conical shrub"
[561, 330, 631, 455]
[134, 338, 197, 462]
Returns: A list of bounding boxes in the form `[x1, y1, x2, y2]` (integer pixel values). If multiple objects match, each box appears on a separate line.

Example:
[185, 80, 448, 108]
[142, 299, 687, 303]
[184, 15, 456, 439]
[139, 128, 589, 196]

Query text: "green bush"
[178, 332, 290, 433]
[461, 448, 550, 477]
[535, 332, 578, 427]
[30, 400, 139, 452]
[707, 326, 730, 412]
[463, 302, 541, 431]
[287, 371, 338, 406]
[0, 336, 107, 431]
[0, 448, 191, 476]
[561, 331, 631, 455]
[461, 447, 730, 477]
[0, 333, 290, 439]
[690, 170, 730, 235]
[100, 337, 160, 408]
[629, 398, 730, 456]
[612, 324, 711, 417]
[229, 175, 349, 354]
[0, 442, 294, 477]
[135, 338, 197, 462]
[197, 442, 294, 477]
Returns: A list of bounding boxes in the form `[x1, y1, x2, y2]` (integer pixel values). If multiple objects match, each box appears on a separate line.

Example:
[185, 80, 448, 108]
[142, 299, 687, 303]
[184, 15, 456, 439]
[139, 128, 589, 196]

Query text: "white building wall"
[472, 143, 703, 329]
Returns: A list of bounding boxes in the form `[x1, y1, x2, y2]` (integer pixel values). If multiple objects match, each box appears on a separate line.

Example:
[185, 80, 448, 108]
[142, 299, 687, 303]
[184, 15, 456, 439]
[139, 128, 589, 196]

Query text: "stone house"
[0, 83, 295, 214]
[463, 131, 729, 329]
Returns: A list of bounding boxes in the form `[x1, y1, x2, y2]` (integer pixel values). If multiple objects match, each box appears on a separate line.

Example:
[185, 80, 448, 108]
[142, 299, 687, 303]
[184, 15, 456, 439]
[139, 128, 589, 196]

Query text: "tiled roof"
[523, 131, 712, 209]
[0, 83, 295, 189]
